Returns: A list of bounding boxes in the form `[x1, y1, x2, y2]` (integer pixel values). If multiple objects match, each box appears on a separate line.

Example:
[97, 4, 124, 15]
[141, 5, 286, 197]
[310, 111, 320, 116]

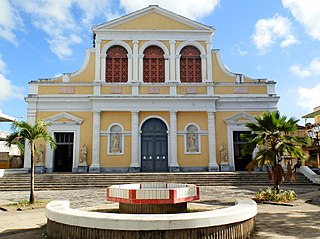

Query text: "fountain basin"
[45, 199, 257, 239]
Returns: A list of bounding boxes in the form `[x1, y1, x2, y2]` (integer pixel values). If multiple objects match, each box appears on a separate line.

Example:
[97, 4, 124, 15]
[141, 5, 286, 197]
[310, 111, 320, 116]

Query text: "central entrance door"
[53, 132, 74, 172]
[141, 118, 168, 172]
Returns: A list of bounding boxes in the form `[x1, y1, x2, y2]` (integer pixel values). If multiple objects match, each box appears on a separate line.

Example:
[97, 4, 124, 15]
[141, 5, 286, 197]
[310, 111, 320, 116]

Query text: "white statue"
[220, 144, 228, 164]
[187, 131, 197, 152]
[79, 144, 88, 165]
[36, 144, 44, 166]
[111, 133, 120, 153]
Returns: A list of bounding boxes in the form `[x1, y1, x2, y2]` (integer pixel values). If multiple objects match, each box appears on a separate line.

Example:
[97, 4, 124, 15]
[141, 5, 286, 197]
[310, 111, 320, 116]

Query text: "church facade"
[24, 5, 279, 173]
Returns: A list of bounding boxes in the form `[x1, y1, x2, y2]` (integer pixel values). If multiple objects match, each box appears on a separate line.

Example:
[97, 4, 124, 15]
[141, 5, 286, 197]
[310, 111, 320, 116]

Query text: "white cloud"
[252, 14, 298, 53]
[11, 0, 115, 59]
[231, 44, 248, 56]
[297, 85, 320, 110]
[120, 0, 220, 20]
[283, 0, 320, 41]
[0, 54, 24, 102]
[290, 58, 320, 78]
[0, 0, 22, 45]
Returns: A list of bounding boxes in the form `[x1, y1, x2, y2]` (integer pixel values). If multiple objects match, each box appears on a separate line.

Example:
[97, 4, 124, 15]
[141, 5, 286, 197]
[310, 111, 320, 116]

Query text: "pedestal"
[129, 167, 140, 172]
[208, 165, 219, 172]
[89, 166, 100, 173]
[169, 166, 180, 172]
[35, 165, 46, 173]
[78, 166, 88, 172]
[220, 164, 230, 172]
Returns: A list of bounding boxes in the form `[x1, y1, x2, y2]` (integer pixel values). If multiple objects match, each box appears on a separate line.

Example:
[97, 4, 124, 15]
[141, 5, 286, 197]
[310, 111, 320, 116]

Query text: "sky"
[0, 0, 320, 131]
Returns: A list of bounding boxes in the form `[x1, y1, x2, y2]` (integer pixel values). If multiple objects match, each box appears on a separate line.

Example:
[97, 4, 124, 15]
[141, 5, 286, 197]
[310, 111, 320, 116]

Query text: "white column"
[89, 111, 101, 172]
[169, 40, 176, 82]
[138, 54, 144, 82]
[201, 54, 207, 82]
[132, 40, 139, 82]
[24, 111, 36, 169]
[164, 54, 170, 82]
[169, 111, 180, 171]
[175, 54, 181, 82]
[94, 39, 101, 82]
[208, 111, 219, 171]
[127, 54, 133, 82]
[130, 111, 140, 171]
[206, 40, 213, 82]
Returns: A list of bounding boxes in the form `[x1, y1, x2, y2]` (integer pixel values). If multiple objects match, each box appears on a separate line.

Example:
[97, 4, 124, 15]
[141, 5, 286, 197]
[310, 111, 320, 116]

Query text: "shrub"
[255, 187, 296, 203]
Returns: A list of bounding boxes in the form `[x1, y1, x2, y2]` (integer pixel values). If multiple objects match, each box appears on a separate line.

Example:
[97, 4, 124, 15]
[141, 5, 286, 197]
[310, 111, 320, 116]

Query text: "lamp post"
[307, 124, 320, 169]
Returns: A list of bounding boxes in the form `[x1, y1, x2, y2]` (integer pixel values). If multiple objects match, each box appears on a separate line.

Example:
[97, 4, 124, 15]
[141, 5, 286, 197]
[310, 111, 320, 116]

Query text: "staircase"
[0, 172, 313, 191]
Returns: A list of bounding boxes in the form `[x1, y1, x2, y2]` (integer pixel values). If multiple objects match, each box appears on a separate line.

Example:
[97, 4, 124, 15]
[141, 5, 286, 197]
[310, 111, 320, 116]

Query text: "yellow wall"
[139, 112, 170, 127]
[100, 136, 132, 167]
[211, 52, 235, 83]
[139, 86, 170, 95]
[100, 112, 132, 131]
[177, 86, 207, 95]
[70, 51, 95, 83]
[214, 86, 267, 94]
[38, 86, 93, 95]
[113, 12, 197, 30]
[101, 86, 132, 95]
[177, 135, 209, 167]
[177, 112, 208, 130]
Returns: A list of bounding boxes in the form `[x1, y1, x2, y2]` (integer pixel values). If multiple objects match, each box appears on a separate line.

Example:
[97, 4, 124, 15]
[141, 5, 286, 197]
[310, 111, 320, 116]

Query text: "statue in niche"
[36, 144, 44, 166]
[79, 144, 88, 165]
[111, 133, 121, 153]
[220, 143, 228, 164]
[187, 131, 197, 152]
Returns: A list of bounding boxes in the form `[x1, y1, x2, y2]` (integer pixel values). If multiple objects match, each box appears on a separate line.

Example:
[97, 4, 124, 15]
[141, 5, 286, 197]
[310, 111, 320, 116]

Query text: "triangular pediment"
[93, 5, 214, 32]
[44, 112, 83, 125]
[224, 113, 257, 125]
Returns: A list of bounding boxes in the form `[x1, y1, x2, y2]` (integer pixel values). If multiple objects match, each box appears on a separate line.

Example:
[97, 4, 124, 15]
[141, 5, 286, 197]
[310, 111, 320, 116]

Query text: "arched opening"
[143, 46, 165, 83]
[141, 118, 168, 172]
[106, 45, 128, 82]
[180, 46, 202, 83]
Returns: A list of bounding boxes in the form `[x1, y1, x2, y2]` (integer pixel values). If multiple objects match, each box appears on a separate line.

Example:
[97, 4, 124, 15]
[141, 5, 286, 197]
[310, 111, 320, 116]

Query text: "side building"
[25, 5, 279, 173]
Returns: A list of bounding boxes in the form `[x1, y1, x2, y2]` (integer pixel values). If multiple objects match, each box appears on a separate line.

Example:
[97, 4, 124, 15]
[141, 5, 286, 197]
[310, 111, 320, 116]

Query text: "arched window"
[106, 46, 128, 82]
[180, 46, 202, 83]
[185, 124, 200, 153]
[143, 46, 165, 83]
[109, 124, 123, 154]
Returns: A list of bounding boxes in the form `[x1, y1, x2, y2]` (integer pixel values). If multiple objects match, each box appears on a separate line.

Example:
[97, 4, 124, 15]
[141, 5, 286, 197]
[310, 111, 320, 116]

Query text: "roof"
[302, 108, 320, 118]
[92, 5, 215, 32]
[0, 110, 15, 122]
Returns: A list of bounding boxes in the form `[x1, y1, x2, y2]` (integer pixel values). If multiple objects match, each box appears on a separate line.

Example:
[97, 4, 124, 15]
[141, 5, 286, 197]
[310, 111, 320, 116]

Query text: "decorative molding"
[44, 112, 84, 125]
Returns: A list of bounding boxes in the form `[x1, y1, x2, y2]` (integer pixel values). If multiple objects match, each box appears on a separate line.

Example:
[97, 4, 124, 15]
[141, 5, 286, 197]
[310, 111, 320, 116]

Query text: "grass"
[254, 187, 297, 203]
[7, 199, 49, 210]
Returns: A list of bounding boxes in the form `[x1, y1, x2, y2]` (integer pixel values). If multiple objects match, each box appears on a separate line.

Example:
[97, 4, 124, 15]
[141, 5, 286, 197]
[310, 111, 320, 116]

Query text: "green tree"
[6, 121, 56, 204]
[241, 111, 307, 193]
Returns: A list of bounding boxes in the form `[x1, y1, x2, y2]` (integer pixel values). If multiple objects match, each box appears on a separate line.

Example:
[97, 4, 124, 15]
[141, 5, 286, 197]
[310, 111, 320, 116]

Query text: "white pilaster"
[201, 54, 207, 82]
[169, 40, 176, 82]
[164, 54, 170, 82]
[24, 111, 36, 169]
[90, 111, 101, 172]
[175, 54, 181, 82]
[127, 54, 133, 82]
[130, 111, 140, 171]
[169, 111, 180, 171]
[132, 40, 139, 82]
[208, 111, 219, 171]
[138, 54, 144, 82]
[206, 40, 213, 82]
[95, 39, 101, 82]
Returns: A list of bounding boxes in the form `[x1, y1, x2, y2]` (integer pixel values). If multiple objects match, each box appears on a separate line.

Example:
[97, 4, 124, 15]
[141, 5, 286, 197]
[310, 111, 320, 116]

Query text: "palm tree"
[6, 121, 56, 204]
[241, 111, 307, 193]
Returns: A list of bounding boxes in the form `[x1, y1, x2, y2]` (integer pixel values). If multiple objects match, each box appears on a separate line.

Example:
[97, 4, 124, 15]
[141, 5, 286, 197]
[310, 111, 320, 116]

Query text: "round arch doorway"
[141, 118, 168, 172]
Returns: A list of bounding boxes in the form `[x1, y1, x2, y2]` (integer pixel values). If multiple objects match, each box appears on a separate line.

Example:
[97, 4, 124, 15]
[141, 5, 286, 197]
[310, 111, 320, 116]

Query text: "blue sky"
[0, 0, 320, 131]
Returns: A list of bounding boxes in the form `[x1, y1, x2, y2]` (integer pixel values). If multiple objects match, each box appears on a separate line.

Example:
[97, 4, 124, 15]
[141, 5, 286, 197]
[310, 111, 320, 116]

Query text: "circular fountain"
[45, 182, 257, 239]
[106, 182, 199, 214]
